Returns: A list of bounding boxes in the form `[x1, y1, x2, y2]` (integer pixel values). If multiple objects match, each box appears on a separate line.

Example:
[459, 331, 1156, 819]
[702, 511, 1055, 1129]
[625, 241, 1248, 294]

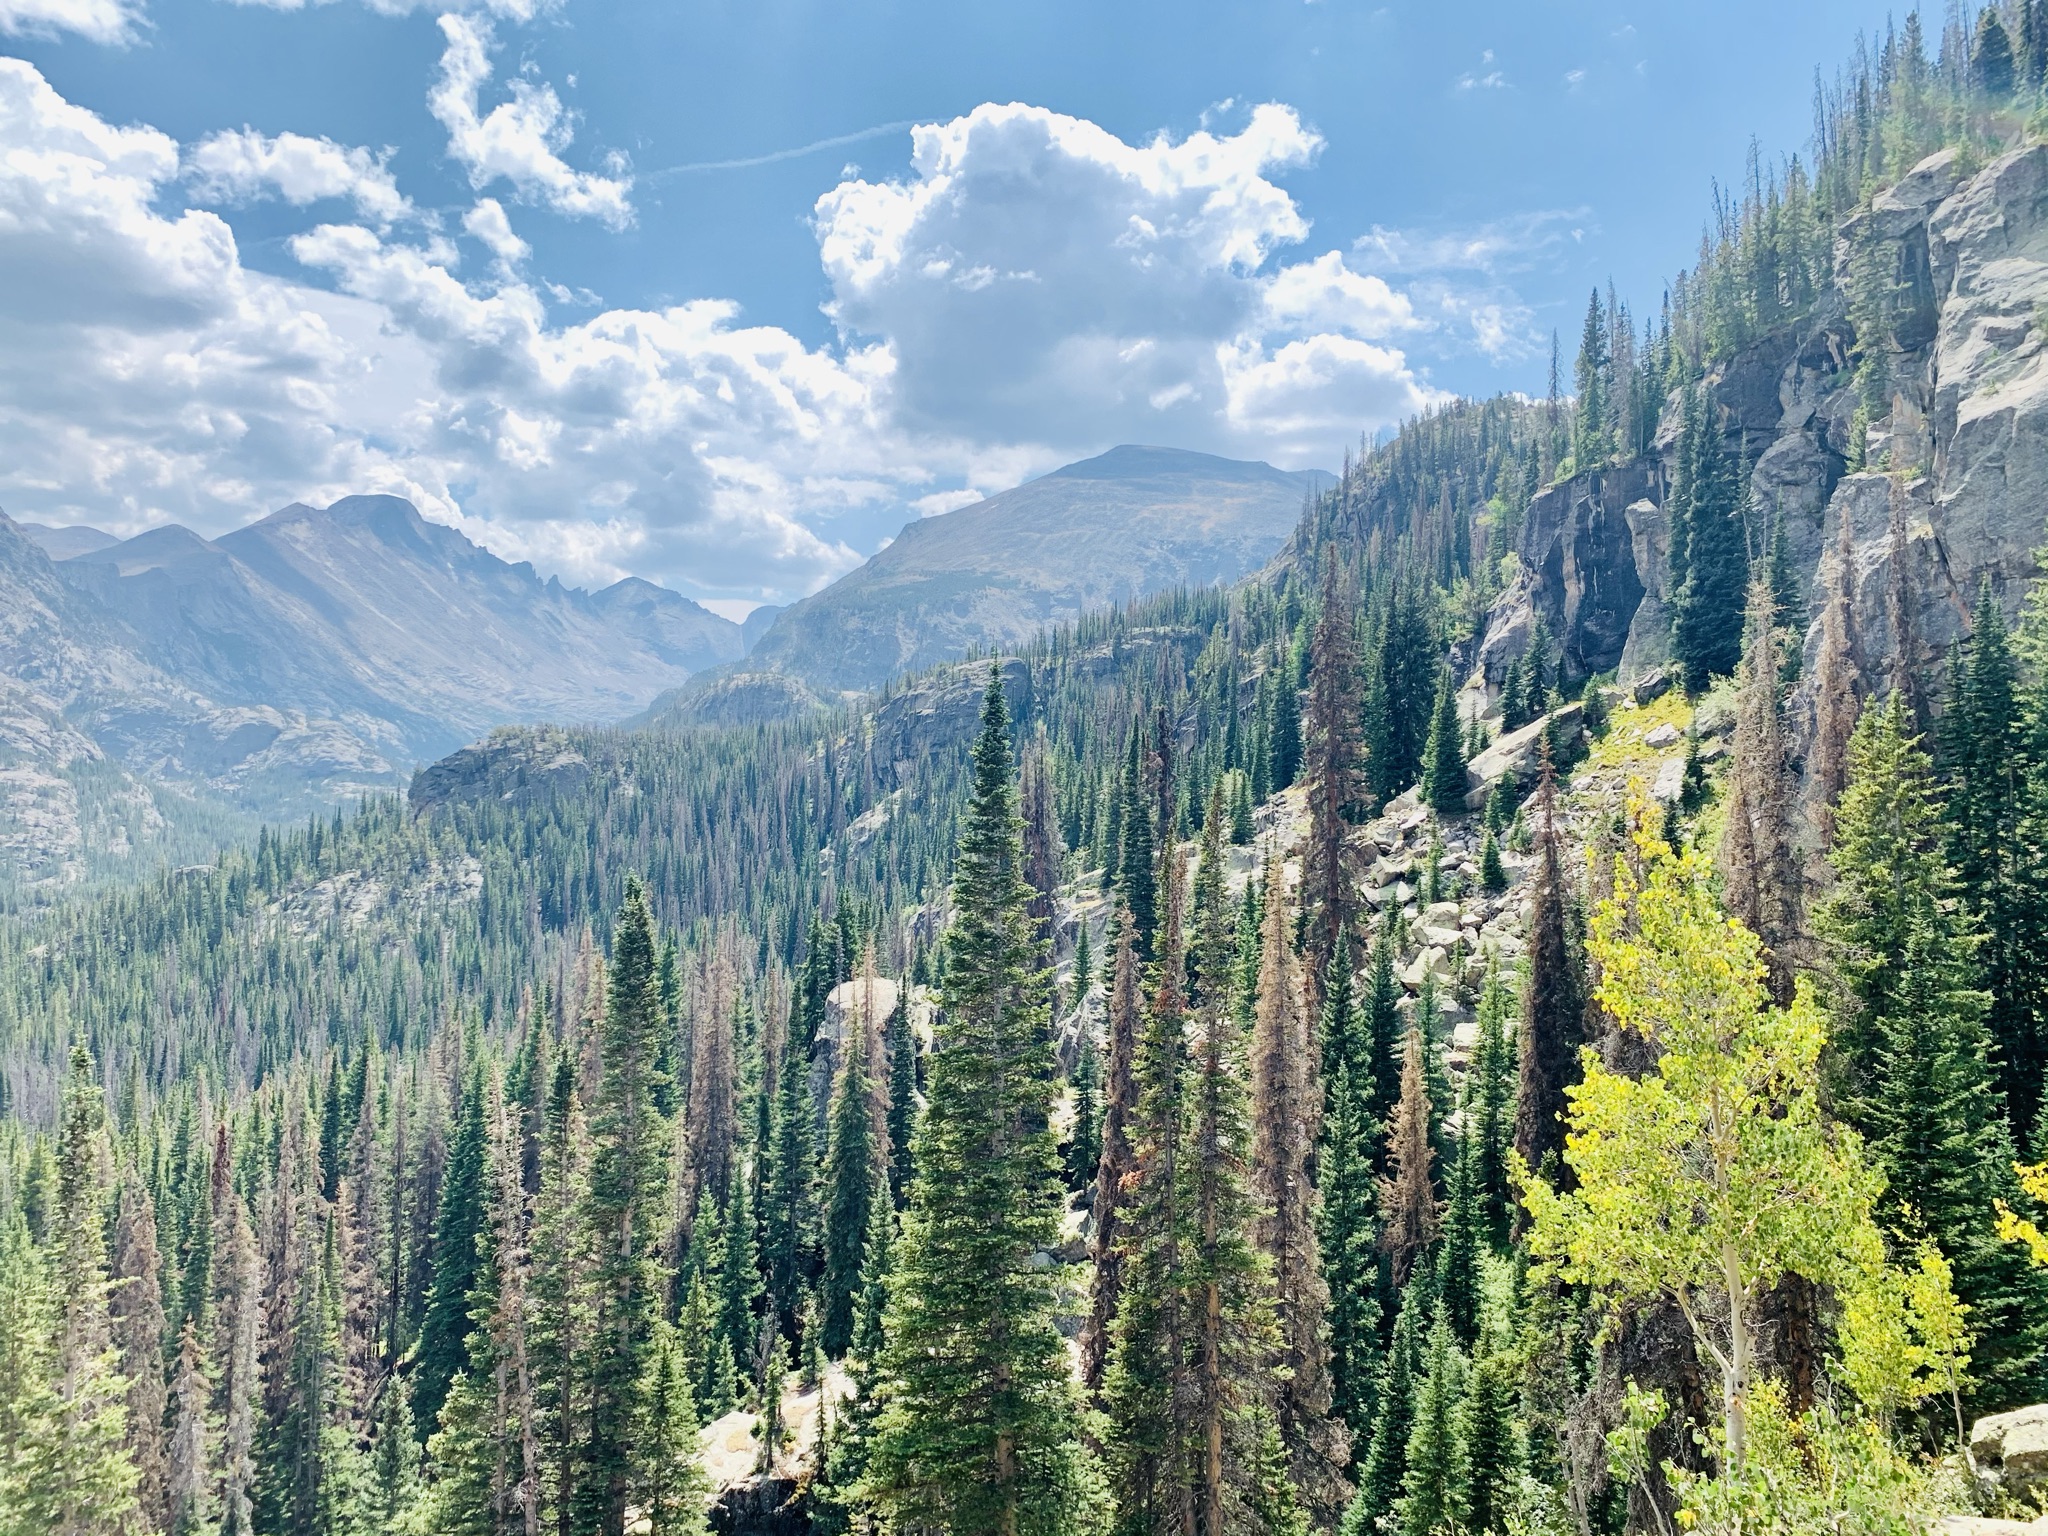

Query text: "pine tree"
[1185, 791, 1288, 1536]
[1360, 930, 1404, 1175]
[1977, 7, 2018, 96]
[28, 1044, 147, 1536]
[861, 670, 1099, 1536]
[1470, 959, 1518, 1249]
[820, 998, 881, 1359]
[885, 990, 919, 1208]
[418, 1060, 490, 1437]
[1081, 906, 1142, 1392]
[1302, 562, 1369, 1029]
[1810, 500, 1863, 848]
[1478, 830, 1506, 894]
[422, 1072, 542, 1536]
[637, 1324, 707, 1536]
[1068, 1025, 1102, 1195]
[577, 876, 673, 1536]
[1103, 841, 1194, 1536]
[1251, 863, 1352, 1521]
[1670, 387, 1746, 688]
[1437, 1110, 1485, 1351]
[1421, 665, 1469, 816]
[110, 1176, 170, 1528]
[165, 1318, 213, 1536]
[1344, 1289, 1422, 1536]
[1821, 693, 2048, 1406]
[1719, 576, 1803, 1001]
[1394, 1316, 1468, 1536]
[208, 1127, 259, 1536]
[760, 1023, 818, 1339]
[1117, 732, 1158, 959]
[684, 958, 738, 1219]
[1573, 287, 1610, 467]
[1459, 1352, 1519, 1535]
[530, 1054, 592, 1536]
[1266, 661, 1303, 795]
[1512, 752, 1583, 1195]
[716, 1179, 761, 1404]
[1942, 585, 2048, 1145]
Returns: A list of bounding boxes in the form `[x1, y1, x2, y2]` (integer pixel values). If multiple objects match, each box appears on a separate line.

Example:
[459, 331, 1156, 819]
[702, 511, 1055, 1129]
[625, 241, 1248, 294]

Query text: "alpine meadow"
[28, 5, 2048, 1536]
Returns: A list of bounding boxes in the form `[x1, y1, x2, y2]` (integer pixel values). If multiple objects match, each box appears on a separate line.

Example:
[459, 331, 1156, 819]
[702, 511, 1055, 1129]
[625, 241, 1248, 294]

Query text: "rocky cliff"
[1482, 144, 2048, 766]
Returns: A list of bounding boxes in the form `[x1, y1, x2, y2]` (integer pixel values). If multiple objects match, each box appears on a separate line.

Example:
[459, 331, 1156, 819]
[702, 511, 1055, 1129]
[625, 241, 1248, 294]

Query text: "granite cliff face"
[1482, 144, 2048, 745]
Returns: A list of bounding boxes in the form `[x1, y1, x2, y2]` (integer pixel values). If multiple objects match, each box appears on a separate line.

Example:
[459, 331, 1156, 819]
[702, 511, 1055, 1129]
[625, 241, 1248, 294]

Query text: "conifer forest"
[29, 8, 2048, 1536]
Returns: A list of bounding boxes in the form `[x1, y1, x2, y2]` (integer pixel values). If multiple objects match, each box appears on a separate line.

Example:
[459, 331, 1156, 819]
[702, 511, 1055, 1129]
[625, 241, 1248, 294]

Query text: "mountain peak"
[1043, 443, 1325, 485]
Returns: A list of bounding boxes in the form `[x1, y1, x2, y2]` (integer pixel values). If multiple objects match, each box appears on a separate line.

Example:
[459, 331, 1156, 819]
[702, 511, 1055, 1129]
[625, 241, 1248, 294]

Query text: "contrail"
[642, 120, 917, 181]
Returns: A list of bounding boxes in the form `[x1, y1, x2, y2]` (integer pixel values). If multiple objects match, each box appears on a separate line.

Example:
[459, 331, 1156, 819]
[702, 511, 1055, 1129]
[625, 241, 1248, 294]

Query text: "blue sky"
[0, 0, 1890, 611]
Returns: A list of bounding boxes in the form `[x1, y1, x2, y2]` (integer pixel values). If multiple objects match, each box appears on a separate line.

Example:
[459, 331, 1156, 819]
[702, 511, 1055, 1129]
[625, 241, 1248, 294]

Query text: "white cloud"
[186, 129, 411, 226]
[1457, 51, 1508, 90]
[429, 14, 632, 228]
[0, 65, 1455, 600]
[463, 197, 528, 267]
[0, 0, 141, 43]
[812, 101, 1403, 457]
[1260, 250, 1419, 340]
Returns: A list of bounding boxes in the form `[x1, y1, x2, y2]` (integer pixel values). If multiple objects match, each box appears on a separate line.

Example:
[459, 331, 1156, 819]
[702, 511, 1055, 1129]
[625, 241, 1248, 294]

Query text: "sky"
[0, 0, 1890, 615]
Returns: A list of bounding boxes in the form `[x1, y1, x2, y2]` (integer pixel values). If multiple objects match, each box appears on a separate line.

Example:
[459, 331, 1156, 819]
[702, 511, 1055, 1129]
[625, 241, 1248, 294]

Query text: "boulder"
[1462, 704, 1585, 808]
[1643, 721, 1680, 748]
[1972, 1404, 2048, 1500]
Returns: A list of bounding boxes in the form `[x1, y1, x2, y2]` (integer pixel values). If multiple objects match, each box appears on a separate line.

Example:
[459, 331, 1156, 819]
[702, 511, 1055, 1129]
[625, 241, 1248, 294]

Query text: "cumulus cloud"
[0, 0, 141, 43]
[429, 14, 632, 228]
[186, 129, 411, 226]
[0, 66, 1456, 600]
[463, 197, 528, 268]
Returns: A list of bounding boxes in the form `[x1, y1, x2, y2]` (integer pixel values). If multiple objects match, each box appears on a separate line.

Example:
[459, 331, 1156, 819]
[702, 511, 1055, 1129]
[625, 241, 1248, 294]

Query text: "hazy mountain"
[0, 496, 744, 894]
[656, 445, 1328, 722]
[17, 521, 116, 560]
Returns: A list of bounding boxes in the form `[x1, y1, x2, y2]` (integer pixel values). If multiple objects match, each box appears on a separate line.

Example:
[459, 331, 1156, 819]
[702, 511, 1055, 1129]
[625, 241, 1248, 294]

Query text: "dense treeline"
[13, 8, 2048, 1534]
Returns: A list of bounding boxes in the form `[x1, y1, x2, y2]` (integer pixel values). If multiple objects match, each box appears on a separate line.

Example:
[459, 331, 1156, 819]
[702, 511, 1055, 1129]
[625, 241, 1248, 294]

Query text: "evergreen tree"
[1344, 1289, 1422, 1536]
[1394, 1315, 1468, 1536]
[885, 990, 919, 1208]
[576, 876, 672, 1536]
[1302, 562, 1369, 1029]
[1942, 586, 2048, 1145]
[1068, 1024, 1102, 1195]
[761, 1024, 818, 1338]
[1460, 1352, 1519, 1535]
[861, 670, 1099, 1536]
[637, 1324, 707, 1536]
[1669, 386, 1747, 688]
[24, 1045, 147, 1536]
[1360, 930, 1405, 1174]
[1512, 754, 1584, 1195]
[1251, 864, 1352, 1521]
[531, 1054, 592, 1536]
[1822, 693, 2048, 1406]
[1437, 1112, 1485, 1351]
[165, 1317, 213, 1536]
[418, 1060, 490, 1438]
[1266, 662, 1303, 795]
[1103, 842, 1194, 1536]
[820, 1002, 881, 1359]
[1081, 907, 1143, 1393]
[110, 1176, 169, 1528]
[1117, 732, 1159, 959]
[1977, 7, 2018, 97]
[715, 1179, 761, 1403]
[1421, 665, 1469, 816]
[1380, 1027, 1440, 1291]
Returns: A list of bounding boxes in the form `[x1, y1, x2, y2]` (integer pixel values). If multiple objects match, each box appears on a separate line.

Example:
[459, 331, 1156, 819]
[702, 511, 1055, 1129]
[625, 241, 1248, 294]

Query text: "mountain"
[656, 445, 1329, 721]
[16, 521, 115, 559]
[0, 495, 744, 895]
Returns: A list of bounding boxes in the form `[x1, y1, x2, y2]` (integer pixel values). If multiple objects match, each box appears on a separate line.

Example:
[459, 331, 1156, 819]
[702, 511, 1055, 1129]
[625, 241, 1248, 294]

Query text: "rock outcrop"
[1483, 142, 2048, 753]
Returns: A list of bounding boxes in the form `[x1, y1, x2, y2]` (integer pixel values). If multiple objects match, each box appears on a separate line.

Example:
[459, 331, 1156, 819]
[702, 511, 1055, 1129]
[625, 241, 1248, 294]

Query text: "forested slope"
[13, 10, 2048, 1536]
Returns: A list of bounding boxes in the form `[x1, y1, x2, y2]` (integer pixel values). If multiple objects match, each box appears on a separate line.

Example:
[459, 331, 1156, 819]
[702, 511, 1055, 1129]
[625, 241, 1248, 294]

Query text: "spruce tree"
[884, 990, 919, 1207]
[1395, 1315, 1468, 1536]
[531, 1053, 592, 1536]
[1942, 585, 2048, 1144]
[1512, 753, 1583, 1195]
[861, 670, 1099, 1536]
[715, 1179, 761, 1402]
[1669, 387, 1746, 688]
[1117, 732, 1158, 959]
[637, 1324, 707, 1536]
[820, 1004, 881, 1359]
[418, 1059, 490, 1438]
[1081, 906, 1142, 1392]
[576, 876, 672, 1536]
[1103, 842, 1194, 1536]
[1421, 665, 1469, 816]
[1380, 1026, 1439, 1290]
[1361, 929, 1405, 1174]
[110, 1176, 169, 1528]
[1302, 561, 1369, 1029]
[1344, 1288, 1422, 1536]
[1460, 1353, 1520, 1536]
[1822, 693, 2048, 1406]
[760, 1024, 818, 1338]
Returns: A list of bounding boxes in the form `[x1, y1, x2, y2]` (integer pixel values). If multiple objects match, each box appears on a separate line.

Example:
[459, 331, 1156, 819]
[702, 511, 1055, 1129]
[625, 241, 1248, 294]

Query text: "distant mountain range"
[3, 446, 1325, 891]
[654, 445, 1329, 724]
[0, 496, 743, 894]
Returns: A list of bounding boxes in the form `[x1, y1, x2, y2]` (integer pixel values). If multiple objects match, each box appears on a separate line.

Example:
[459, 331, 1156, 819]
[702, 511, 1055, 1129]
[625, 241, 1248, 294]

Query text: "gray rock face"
[677, 445, 1329, 714]
[1973, 1403, 2048, 1501]
[1484, 143, 2048, 748]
